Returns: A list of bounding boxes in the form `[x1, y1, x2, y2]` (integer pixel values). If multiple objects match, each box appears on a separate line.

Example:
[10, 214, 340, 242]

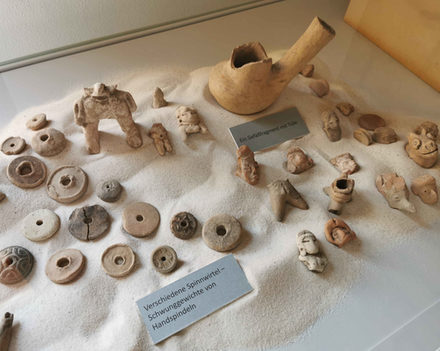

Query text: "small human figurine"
[376, 173, 416, 213]
[322, 110, 341, 142]
[0, 312, 13, 351]
[235, 145, 259, 185]
[411, 174, 438, 205]
[152, 87, 167, 108]
[286, 147, 314, 174]
[405, 132, 438, 168]
[148, 123, 173, 156]
[175, 106, 208, 141]
[297, 230, 327, 273]
[414, 121, 438, 141]
[324, 174, 355, 214]
[330, 153, 359, 175]
[73, 83, 142, 154]
[324, 218, 356, 248]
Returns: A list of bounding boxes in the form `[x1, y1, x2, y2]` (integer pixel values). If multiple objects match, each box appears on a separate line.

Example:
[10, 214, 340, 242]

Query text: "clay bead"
[414, 121, 438, 141]
[170, 212, 197, 239]
[372, 127, 398, 144]
[309, 79, 329, 97]
[376, 173, 415, 212]
[45, 249, 85, 284]
[23, 209, 60, 242]
[151, 246, 178, 273]
[7, 156, 47, 189]
[97, 179, 122, 203]
[0, 246, 34, 285]
[26, 113, 47, 130]
[47, 166, 88, 203]
[202, 214, 241, 252]
[235, 145, 259, 185]
[1, 137, 26, 155]
[353, 128, 373, 145]
[336, 102, 354, 116]
[0, 312, 14, 351]
[286, 147, 314, 174]
[152, 87, 168, 108]
[297, 230, 327, 273]
[405, 132, 438, 168]
[267, 179, 308, 222]
[31, 128, 66, 156]
[148, 123, 173, 156]
[324, 174, 355, 214]
[176, 106, 208, 141]
[300, 64, 314, 77]
[358, 114, 385, 131]
[330, 153, 359, 175]
[322, 110, 341, 142]
[122, 202, 160, 237]
[411, 174, 438, 205]
[324, 218, 356, 248]
[68, 205, 110, 241]
[101, 244, 136, 278]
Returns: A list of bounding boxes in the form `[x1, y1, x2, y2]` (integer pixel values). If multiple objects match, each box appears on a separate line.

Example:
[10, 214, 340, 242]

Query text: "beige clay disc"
[26, 113, 47, 130]
[45, 249, 85, 284]
[1, 137, 26, 155]
[101, 244, 135, 278]
[151, 245, 178, 273]
[31, 128, 66, 157]
[23, 209, 60, 242]
[122, 202, 160, 237]
[202, 214, 242, 252]
[7, 155, 47, 189]
[47, 166, 88, 203]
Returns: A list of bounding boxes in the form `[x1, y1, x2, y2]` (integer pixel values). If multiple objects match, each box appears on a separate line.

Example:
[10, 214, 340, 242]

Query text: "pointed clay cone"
[267, 179, 308, 221]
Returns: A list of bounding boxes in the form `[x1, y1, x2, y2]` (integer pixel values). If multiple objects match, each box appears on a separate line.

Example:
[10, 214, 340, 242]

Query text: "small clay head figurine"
[175, 106, 208, 140]
[322, 111, 341, 142]
[376, 173, 416, 213]
[330, 153, 359, 175]
[297, 230, 327, 273]
[411, 174, 438, 205]
[405, 132, 438, 168]
[324, 218, 356, 248]
[235, 145, 259, 185]
[286, 147, 314, 174]
[414, 121, 438, 141]
[149, 123, 173, 156]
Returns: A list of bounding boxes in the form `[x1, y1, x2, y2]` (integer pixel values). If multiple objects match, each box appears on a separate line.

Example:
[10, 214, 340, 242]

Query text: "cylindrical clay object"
[0, 312, 13, 351]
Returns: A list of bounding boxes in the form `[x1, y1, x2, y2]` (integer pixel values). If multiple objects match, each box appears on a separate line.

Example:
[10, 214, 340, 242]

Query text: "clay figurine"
[149, 123, 173, 156]
[324, 174, 355, 214]
[411, 174, 438, 205]
[286, 147, 314, 174]
[324, 218, 356, 248]
[322, 110, 341, 142]
[376, 173, 415, 213]
[372, 127, 398, 144]
[152, 87, 167, 108]
[235, 145, 259, 185]
[73, 83, 142, 154]
[297, 230, 327, 273]
[353, 128, 373, 145]
[309, 79, 329, 97]
[330, 153, 359, 175]
[267, 179, 308, 222]
[405, 132, 438, 168]
[209, 17, 335, 114]
[0, 312, 13, 351]
[336, 102, 354, 116]
[300, 64, 314, 77]
[176, 106, 208, 140]
[414, 121, 438, 141]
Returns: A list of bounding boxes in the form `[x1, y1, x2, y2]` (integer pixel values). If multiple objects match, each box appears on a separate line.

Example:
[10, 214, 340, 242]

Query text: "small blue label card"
[136, 254, 253, 344]
[228, 107, 310, 152]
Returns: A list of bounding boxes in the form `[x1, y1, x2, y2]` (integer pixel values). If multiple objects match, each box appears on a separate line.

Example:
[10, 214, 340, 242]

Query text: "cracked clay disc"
[47, 166, 88, 203]
[68, 205, 110, 241]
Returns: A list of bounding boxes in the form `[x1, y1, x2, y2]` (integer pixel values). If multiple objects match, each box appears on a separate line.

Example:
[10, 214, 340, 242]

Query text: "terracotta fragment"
[68, 205, 110, 241]
[297, 230, 327, 273]
[235, 145, 259, 185]
[376, 173, 416, 212]
[405, 132, 438, 168]
[322, 110, 341, 142]
[411, 174, 438, 205]
[176, 106, 208, 141]
[47, 166, 88, 203]
[1, 137, 26, 155]
[0, 312, 13, 351]
[336, 102, 354, 116]
[372, 127, 398, 144]
[309, 79, 329, 97]
[170, 212, 197, 239]
[148, 123, 173, 156]
[267, 179, 308, 222]
[286, 147, 314, 174]
[202, 214, 241, 252]
[97, 179, 122, 203]
[300, 64, 314, 77]
[324, 218, 356, 248]
[358, 114, 385, 131]
[45, 249, 85, 284]
[353, 128, 373, 145]
[151, 246, 178, 273]
[23, 209, 60, 242]
[101, 244, 135, 278]
[122, 202, 160, 237]
[7, 156, 47, 189]
[152, 87, 168, 108]
[330, 153, 359, 175]
[414, 121, 438, 141]
[324, 174, 355, 214]
[0, 246, 34, 285]
[26, 113, 47, 130]
[31, 128, 66, 156]
[73, 83, 142, 154]
[0, 192, 5, 202]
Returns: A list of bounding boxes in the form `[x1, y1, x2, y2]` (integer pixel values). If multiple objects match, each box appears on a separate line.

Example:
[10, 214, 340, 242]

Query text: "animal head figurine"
[176, 106, 200, 126]
[411, 174, 438, 205]
[414, 121, 438, 141]
[376, 173, 416, 213]
[286, 147, 314, 174]
[322, 111, 341, 142]
[324, 218, 356, 248]
[405, 132, 438, 168]
[235, 145, 259, 185]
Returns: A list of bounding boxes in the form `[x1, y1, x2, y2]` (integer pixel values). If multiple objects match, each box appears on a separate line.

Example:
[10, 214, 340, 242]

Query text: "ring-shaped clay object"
[0, 246, 34, 285]
[170, 212, 197, 239]
[47, 166, 88, 203]
[97, 180, 122, 203]
[68, 205, 110, 241]
[1, 137, 26, 155]
[202, 214, 242, 252]
[31, 128, 66, 156]
[122, 202, 160, 238]
[151, 245, 178, 273]
[23, 209, 60, 242]
[7, 155, 47, 189]
[45, 249, 85, 284]
[26, 113, 47, 130]
[101, 244, 136, 278]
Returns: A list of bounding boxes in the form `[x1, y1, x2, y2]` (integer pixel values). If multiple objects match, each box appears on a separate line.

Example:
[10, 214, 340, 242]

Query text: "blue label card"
[136, 254, 253, 344]
[228, 107, 310, 152]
